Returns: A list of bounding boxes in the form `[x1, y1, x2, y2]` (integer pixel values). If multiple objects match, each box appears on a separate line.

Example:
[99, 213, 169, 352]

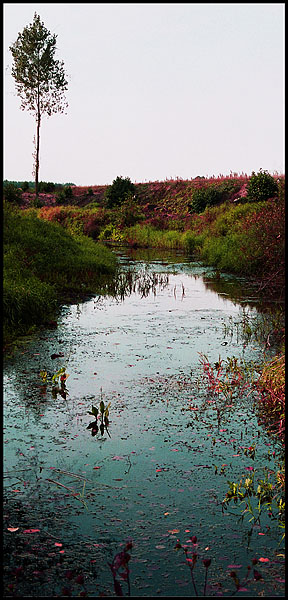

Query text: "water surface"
[3, 250, 284, 597]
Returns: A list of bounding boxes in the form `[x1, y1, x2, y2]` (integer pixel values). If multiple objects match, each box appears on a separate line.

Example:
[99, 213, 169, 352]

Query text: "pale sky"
[3, 3, 285, 186]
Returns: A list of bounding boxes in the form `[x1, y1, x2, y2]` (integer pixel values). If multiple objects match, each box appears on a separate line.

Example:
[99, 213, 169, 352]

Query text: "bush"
[246, 169, 279, 202]
[105, 176, 135, 208]
[189, 185, 223, 214]
[98, 223, 123, 242]
[3, 182, 22, 205]
[38, 181, 56, 193]
[56, 185, 74, 204]
[116, 195, 145, 228]
[189, 180, 242, 214]
[21, 181, 30, 192]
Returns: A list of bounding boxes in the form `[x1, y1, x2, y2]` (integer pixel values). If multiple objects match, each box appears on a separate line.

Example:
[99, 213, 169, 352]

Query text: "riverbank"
[3, 203, 118, 349]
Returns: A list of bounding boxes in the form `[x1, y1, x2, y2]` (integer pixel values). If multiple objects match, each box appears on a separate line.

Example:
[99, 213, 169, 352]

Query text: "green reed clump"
[3, 203, 117, 346]
[123, 223, 202, 250]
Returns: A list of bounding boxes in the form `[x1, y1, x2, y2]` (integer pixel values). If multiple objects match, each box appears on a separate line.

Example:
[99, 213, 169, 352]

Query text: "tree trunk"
[35, 112, 40, 197]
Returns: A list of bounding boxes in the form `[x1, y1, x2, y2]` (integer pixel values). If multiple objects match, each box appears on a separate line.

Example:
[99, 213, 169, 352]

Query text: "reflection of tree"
[200, 272, 283, 313]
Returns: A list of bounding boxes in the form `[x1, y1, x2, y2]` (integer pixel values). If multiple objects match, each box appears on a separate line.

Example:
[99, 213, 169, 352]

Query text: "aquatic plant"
[198, 353, 254, 412]
[174, 537, 263, 595]
[108, 541, 133, 596]
[222, 465, 285, 536]
[40, 366, 69, 399]
[87, 390, 111, 437]
[223, 307, 285, 351]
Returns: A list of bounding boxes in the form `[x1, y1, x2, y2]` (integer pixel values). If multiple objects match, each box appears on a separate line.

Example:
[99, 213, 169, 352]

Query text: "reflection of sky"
[53, 270, 261, 395]
[78, 272, 243, 318]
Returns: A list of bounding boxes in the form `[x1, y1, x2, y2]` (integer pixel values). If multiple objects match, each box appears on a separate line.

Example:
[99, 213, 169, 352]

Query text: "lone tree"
[105, 176, 136, 208]
[9, 13, 68, 196]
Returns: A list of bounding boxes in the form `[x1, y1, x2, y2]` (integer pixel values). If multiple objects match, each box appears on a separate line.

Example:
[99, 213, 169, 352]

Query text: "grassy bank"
[35, 195, 285, 298]
[3, 203, 118, 347]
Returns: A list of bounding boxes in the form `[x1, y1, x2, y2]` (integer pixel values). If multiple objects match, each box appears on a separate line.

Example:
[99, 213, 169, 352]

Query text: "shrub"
[116, 195, 145, 228]
[189, 185, 223, 214]
[3, 182, 22, 205]
[105, 176, 135, 208]
[38, 181, 56, 193]
[246, 169, 279, 202]
[189, 180, 243, 214]
[98, 223, 123, 242]
[56, 185, 74, 204]
[181, 231, 202, 253]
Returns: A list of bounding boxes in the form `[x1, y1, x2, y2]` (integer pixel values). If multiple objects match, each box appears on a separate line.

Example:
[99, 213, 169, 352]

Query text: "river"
[3, 248, 285, 597]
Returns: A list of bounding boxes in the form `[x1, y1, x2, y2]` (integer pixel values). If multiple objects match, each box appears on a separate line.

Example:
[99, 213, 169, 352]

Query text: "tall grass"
[256, 353, 285, 443]
[3, 203, 117, 346]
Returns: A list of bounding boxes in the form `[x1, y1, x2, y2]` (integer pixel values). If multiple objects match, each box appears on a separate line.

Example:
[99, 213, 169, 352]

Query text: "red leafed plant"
[108, 541, 133, 596]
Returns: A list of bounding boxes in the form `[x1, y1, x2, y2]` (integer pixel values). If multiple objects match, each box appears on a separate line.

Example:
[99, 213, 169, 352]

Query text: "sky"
[3, 3, 285, 186]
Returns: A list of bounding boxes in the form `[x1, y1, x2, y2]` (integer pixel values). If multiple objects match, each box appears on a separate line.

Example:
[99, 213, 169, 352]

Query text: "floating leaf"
[168, 529, 180, 534]
[259, 557, 270, 563]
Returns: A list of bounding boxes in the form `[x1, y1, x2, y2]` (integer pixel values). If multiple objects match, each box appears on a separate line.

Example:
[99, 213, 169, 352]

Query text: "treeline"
[3, 179, 75, 191]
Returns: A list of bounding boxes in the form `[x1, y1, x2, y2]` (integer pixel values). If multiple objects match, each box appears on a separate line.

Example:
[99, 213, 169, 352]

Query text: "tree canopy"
[105, 176, 136, 208]
[9, 13, 68, 195]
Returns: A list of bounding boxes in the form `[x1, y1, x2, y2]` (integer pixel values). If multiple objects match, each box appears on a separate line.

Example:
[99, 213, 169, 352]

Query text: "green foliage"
[3, 204, 117, 345]
[188, 181, 239, 214]
[38, 181, 56, 193]
[3, 182, 22, 205]
[56, 185, 74, 204]
[246, 169, 279, 202]
[105, 176, 135, 208]
[87, 390, 111, 437]
[98, 223, 124, 242]
[222, 465, 285, 529]
[116, 195, 145, 228]
[9, 13, 68, 117]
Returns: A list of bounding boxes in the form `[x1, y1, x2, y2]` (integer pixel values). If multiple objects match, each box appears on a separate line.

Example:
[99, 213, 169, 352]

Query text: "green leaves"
[9, 11, 68, 195]
[246, 169, 279, 203]
[9, 12, 68, 116]
[88, 405, 99, 418]
[104, 176, 135, 209]
[87, 395, 111, 437]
